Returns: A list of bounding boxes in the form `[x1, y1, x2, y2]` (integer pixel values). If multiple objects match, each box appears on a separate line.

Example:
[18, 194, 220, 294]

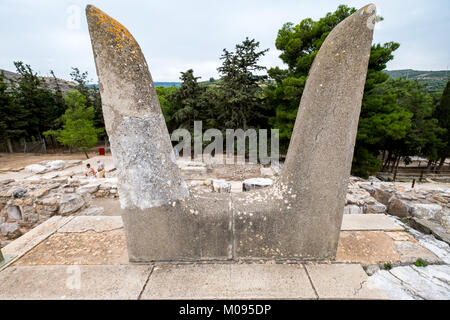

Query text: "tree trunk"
[390, 155, 398, 173]
[395, 156, 401, 171]
[84, 151, 89, 159]
[426, 159, 432, 173]
[437, 157, 446, 174]
[382, 151, 392, 171]
[6, 136, 13, 153]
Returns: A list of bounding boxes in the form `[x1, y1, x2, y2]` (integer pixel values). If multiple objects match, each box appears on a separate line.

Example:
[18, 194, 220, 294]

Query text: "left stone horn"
[86, 5, 189, 210]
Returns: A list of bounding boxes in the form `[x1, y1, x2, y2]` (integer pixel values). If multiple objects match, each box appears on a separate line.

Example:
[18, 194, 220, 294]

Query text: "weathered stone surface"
[86, 5, 189, 210]
[1, 217, 73, 266]
[0, 222, 20, 239]
[336, 231, 400, 266]
[47, 160, 66, 171]
[340, 214, 403, 231]
[409, 230, 450, 264]
[7, 206, 22, 220]
[0, 265, 152, 300]
[365, 202, 387, 214]
[387, 197, 411, 218]
[58, 216, 123, 233]
[394, 240, 440, 264]
[411, 217, 450, 245]
[8, 187, 26, 198]
[77, 183, 100, 195]
[211, 179, 231, 193]
[79, 205, 104, 216]
[364, 264, 380, 276]
[242, 178, 273, 192]
[87, 5, 376, 262]
[58, 194, 85, 215]
[343, 205, 363, 215]
[14, 230, 128, 266]
[410, 203, 442, 220]
[141, 264, 316, 299]
[374, 187, 393, 206]
[24, 164, 47, 174]
[442, 216, 450, 233]
[121, 193, 233, 262]
[368, 265, 450, 300]
[305, 264, 387, 299]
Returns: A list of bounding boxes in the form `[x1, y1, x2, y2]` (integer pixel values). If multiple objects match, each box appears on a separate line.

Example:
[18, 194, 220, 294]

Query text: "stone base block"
[121, 193, 233, 262]
[121, 190, 342, 262]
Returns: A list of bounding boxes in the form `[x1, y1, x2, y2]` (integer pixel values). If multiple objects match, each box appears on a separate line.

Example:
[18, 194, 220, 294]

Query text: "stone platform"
[0, 214, 447, 300]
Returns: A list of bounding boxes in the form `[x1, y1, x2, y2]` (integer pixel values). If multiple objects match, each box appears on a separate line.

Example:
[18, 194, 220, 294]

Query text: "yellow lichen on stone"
[89, 6, 136, 52]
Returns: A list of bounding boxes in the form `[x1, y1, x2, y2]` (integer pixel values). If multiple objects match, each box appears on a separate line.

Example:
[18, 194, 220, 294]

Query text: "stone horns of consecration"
[86, 5, 189, 210]
[86, 4, 376, 262]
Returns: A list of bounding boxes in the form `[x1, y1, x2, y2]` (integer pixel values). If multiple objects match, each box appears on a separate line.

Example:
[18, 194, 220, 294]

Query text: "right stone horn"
[233, 4, 376, 260]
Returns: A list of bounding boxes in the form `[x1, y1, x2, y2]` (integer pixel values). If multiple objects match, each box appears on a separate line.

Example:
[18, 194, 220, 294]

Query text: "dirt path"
[0, 152, 104, 170]
[92, 198, 121, 216]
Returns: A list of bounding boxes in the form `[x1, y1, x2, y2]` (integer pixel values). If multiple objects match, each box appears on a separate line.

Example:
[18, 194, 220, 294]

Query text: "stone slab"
[407, 228, 450, 264]
[230, 181, 243, 193]
[0, 254, 15, 268]
[305, 264, 387, 299]
[394, 240, 441, 264]
[341, 214, 403, 231]
[1, 216, 74, 271]
[0, 265, 152, 300]
[57, 216, 123, 233]
[141, 264, 317, 299]
[14, 230, 128, 266]
[368, 265, 450, 300]
[336, 231, 400, 266]
[411, 217, 450, 245]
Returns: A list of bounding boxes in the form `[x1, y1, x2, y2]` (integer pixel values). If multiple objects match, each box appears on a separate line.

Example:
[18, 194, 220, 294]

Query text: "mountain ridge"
[384, 69, 449, 93]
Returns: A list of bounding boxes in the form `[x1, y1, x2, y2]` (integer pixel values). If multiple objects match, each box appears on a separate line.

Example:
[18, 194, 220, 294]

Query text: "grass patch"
[384, 262, 393, 270]
[414, 258, 428, 267]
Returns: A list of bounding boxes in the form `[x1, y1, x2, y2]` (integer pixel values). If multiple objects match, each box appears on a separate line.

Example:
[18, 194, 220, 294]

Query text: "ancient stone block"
[388, 197, 411, 218]
[410, 203, 442, 220]
[242, 178, 273, 192]
[58, 194, 85, 215]
[7, 206, 22, 221]
[121, 193, 233, 262]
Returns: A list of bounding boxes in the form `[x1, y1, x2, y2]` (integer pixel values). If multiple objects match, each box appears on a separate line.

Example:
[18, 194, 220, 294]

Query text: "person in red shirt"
[85, 163, 97, 179]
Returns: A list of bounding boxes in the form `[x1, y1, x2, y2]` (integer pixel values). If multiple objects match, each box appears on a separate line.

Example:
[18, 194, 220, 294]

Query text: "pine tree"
[0, 72, 29, 152]
[435, 80, 450, 171]
[216, 38, 269, 130]
[44, 90, 102, 158]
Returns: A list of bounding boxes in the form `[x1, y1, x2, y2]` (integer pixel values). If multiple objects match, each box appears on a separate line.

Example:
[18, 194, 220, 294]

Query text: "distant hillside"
[384, 69, 449, 93]
[88, 82, 181, 89]
[155, 82, 181, 87]
[1, 68, 76, 93]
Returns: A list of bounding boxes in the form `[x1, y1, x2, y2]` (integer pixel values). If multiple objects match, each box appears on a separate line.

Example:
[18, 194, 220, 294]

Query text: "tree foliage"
[70, 67, 104, 133]
[0, 72, 28, 152]
[435, 80, 450, 168]
[215, 38, 269, 130]
[44, 90, 102, 158]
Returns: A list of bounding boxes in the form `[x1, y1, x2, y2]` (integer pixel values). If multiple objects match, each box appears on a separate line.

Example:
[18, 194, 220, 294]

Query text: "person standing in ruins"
[97, 160, 106, 178]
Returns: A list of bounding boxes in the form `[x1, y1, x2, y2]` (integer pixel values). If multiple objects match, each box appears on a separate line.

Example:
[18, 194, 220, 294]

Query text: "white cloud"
[0, 0, 448, 81]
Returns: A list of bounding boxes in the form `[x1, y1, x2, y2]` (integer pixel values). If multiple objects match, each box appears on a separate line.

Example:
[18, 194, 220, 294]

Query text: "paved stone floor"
[0, 214, 448, 300]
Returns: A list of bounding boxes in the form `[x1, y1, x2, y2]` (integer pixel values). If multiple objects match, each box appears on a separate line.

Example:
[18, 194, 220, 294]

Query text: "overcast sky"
[0, 0, 449, 82]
